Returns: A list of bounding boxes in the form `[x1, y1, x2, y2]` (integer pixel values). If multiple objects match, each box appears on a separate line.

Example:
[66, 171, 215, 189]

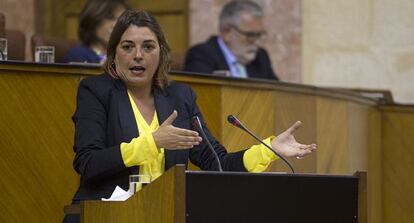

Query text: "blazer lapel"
[154, 87, 174, 125]
[114, 83, 181, 171]
[115, 80, 139, 142]
[114, 81, 141, 175]
[154, 87, 178, 170]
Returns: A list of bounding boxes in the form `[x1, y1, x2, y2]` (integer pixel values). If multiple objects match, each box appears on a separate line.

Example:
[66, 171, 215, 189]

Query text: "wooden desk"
[1, 61, 413, 223]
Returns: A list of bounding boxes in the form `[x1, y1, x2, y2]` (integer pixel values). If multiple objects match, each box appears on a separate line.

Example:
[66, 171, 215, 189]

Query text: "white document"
[101, 186, 133, 201]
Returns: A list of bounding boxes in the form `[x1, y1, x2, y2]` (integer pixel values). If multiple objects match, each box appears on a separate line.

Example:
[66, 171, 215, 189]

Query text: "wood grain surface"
[1, 62, 412, 223]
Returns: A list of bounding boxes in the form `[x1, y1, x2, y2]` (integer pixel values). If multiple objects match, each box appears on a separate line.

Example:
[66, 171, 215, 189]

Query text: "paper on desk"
[101, 186, 133, 201]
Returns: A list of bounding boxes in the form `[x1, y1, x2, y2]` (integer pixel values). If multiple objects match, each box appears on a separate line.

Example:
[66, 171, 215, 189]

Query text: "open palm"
[271, 121, 316, 158]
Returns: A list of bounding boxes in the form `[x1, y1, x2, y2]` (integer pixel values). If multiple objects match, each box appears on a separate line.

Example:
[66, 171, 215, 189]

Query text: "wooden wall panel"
[132, 0, 188, 54]
[347, 103, 383, 223]
[179, 82, 222, 171]
[316, 98, 349, 173]
[83, 166, 185, 223]
[367, 108, 382, 223]
[220, 87, 274, 153]
[271, 91, 317, 173]
[347, 103, 370, 172]
[65, 16, 79, 40]
[382, 107, 414, 223]
[151, 13, 187, 54]
[0, 71, 82, 222]
[3, 62, 413, 223]
[36, 0, 84, 39]
[316, 99, 377, 175]
[37, 0, 189, 55]
[188, 84, 222, 140]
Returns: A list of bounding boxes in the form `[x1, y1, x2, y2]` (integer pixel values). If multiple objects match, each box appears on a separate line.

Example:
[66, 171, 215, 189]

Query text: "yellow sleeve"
[120, 133, 160, 167]
[243, 136, 279, 172]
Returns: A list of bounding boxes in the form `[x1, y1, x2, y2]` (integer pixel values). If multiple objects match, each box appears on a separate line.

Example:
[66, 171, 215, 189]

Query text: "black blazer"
[184, 36, 279, 80]
[71, 73, 247, 201]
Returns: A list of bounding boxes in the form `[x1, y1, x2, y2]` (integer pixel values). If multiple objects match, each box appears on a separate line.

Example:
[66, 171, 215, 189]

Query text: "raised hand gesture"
[271, 121, 316, 158]
[152, 110, 202, 150]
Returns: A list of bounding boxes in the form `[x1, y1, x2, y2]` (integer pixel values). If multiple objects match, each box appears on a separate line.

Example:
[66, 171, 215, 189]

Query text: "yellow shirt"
[120, 92, 278, 184]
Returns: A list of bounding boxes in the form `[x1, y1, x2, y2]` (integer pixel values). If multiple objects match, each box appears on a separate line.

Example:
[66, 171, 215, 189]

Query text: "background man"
[184, 0, 279, 80]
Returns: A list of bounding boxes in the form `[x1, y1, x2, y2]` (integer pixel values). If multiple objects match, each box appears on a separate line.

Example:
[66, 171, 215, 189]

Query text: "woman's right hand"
[152, 110, 202, 150]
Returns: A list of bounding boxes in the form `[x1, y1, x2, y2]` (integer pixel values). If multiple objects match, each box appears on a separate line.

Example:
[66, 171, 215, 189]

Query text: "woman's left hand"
[271, 121, 317, 158]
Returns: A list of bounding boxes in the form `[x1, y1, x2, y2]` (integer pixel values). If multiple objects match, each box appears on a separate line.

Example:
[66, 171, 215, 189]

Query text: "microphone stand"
[227, 115, 295, 173]
[192, 116, 223, 172]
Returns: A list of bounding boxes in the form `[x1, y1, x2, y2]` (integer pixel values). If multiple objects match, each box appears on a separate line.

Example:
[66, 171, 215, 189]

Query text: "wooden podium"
[79, 165, 359, 223]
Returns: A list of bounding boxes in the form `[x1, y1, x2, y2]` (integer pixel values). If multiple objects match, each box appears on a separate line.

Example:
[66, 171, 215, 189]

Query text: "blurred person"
[63, 9, 315, 223]
[184, 0, 278, 80]
[64, 0, 130, 63]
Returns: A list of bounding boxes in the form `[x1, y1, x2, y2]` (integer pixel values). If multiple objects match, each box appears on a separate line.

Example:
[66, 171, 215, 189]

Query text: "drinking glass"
[129, 175, 151, 193]
[35, 46, 55, 63]
[0, 38, 7, 61]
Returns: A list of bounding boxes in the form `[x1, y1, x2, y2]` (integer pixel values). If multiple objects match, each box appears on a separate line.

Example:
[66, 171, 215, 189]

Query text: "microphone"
[192, 116, 223, 172]
[227, 115, 295, 173]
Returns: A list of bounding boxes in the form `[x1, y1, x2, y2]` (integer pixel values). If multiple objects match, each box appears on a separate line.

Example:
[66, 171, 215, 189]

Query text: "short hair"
[219, 0, 263, 31]
[78, 0, 131, 47]
[103, 10, 171, 89]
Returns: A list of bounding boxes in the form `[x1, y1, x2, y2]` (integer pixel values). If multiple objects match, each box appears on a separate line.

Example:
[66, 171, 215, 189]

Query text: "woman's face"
[114, 25, 160, 88]
[95, 4, 125, 45]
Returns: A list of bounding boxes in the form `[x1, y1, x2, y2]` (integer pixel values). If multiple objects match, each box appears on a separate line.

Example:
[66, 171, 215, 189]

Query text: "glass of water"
[129, 174, 151, 193]
[35, 46, 55, 63]
[0, 38, 7, 61]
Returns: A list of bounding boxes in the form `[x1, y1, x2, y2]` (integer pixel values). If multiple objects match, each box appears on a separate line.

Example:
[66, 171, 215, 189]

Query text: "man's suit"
[70, 73, 247, 202]
[184, 36, 279, 80]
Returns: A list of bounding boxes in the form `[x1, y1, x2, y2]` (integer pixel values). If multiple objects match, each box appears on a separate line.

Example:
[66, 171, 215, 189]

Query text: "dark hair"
[104, 10, 171, 89]
[78, 0, 130, 47]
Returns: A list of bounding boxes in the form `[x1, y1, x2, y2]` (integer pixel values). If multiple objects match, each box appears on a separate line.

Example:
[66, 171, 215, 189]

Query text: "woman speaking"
[63, 9, 316, 223]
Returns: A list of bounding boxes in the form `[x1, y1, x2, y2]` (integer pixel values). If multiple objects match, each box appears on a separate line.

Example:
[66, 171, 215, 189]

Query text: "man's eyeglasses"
[230, 25, 267, 41]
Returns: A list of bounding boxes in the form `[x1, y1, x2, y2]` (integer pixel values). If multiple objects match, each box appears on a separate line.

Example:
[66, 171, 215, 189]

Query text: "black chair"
[5, 29, 26, 60]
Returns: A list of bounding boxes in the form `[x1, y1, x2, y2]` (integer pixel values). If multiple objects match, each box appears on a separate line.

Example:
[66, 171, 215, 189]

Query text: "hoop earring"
[109, 62, 119, 78]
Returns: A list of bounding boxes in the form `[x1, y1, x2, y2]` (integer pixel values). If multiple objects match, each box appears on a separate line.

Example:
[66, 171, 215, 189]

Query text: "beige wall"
[189, 0, 302, 82]
[0, 0, 35, 61]
[303, 0, 414, 104]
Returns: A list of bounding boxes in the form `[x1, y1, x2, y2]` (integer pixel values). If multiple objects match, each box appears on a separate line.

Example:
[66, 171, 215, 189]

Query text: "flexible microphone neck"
[227, 115, 295, 174]
[192, 116, 223, 172]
